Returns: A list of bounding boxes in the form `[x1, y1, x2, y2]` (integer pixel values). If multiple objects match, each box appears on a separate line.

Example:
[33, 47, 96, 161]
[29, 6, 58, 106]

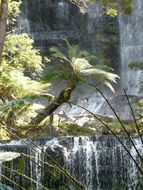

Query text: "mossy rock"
[57, 123, 95, 136]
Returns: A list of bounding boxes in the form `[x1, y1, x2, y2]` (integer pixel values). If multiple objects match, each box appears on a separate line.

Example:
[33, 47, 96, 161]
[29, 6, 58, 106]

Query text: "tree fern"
[45, 40, 119, 92]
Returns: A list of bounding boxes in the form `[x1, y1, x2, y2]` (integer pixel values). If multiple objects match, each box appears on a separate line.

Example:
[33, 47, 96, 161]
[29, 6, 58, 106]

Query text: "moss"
[128, 61, 143, 70]
[57, 123, 95, 136]
[0, 126, 11, 140]
[122, 5, 133, 15]
[107, 122, 136, 135]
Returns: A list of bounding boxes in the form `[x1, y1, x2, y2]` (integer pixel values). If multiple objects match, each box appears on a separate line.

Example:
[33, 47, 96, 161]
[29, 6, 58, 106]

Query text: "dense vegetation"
[71, 0, 133, 15]
[0, 1, 143, 190]
[0, 0, 125, 139]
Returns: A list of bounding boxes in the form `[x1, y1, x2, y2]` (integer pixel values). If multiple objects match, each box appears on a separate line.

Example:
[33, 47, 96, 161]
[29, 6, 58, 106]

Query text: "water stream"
[119, 0, 143, 95]
[0, 136, 143, 189]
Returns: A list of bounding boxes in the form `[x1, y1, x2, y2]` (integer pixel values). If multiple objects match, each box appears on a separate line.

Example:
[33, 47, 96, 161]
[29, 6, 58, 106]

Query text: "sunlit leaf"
[0, 152, 20, 162]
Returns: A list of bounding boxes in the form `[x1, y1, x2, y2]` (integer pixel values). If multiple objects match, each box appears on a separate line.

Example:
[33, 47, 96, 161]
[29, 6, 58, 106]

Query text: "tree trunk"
[0, 0, 8, 61]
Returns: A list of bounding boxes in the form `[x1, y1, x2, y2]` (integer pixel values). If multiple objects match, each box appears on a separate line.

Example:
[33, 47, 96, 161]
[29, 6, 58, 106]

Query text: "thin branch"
[123, 89, 143, 145]
[0, 174, 26, 190]
[2, 165, 49, 190]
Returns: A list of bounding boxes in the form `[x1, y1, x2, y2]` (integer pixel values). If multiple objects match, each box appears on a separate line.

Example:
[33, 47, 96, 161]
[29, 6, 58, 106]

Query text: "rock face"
[17, 0, 83, 55]
[0, 136, 143, 190]
[17, 0, 119, 65]
[98, 95, 143, 121]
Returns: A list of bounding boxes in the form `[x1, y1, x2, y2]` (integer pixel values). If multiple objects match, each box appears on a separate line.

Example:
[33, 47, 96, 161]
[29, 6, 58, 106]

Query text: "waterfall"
[17, 0, 31, 34]
[0, 136, 142, 190]
[60, 136, 143, 190]
[1, 0, 143, 189]
[16, 0, 143, 119]
[17, 0, 81, 55]
[119, 0, 143, 95]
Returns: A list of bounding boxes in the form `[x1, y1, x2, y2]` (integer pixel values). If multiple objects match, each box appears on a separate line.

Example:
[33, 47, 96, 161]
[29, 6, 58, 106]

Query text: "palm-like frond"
[0, 94, 54, 113]
[71, 58, 119, 92]
[42, 63, 74, 83]
[79, 67, 119, 92]
[48, 40, 119, 92]
[0, 93, 54, 125]
[80, 67, 118, 82]
[63, 38, 80, 61]
[50, 47, 70, 63]
[72, 58, 91, 71]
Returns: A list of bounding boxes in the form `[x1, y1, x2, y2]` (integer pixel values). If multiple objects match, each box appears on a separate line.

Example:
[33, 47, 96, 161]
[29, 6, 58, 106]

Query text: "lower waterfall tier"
[0, 136, 143, 190]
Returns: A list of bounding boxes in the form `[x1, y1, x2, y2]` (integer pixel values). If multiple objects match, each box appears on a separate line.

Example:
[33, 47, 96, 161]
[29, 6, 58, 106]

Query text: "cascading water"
[119, 0, 143, 95]
[1, 1, 143, 189]
[0, 136, 143, 190]
[17, 0, 82, 55]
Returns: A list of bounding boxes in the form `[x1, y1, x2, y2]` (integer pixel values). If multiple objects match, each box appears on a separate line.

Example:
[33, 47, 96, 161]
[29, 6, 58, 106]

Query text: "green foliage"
[107, 121, 136, 135]
[105, 8, 117, 17]
[18, 157, 25, 173]
[0, 93, 52, 127]
[3, 33, 43, 74]
[122, 5, 132, 15]
[42, 63, 74, 82]
[0, 94, 54, 114]
[0, 33, 46, 101]
[70, 0, 133, 16]
[0, 63, 48, 100]
[0, 1, 50, 127]
[103, 0, 133, 16]
[128, 61, 143, 70]
[111, 180, 128, 190]
[8, 0, 22, 25]
[0, 0, 22, 25]
[58, 123, 95, 136]
[50, 39, 97, 63]
[44, 39, 119, 92]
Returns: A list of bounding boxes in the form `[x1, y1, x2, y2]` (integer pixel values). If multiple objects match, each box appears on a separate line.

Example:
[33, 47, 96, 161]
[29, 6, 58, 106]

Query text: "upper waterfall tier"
[119, 0, 143, 95]
[17, 0, 143, 96]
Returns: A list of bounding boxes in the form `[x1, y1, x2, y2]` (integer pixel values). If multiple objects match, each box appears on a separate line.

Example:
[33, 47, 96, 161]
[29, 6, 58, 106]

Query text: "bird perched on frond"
[57, 87, 72, 104]
[48, 87, 72, 115]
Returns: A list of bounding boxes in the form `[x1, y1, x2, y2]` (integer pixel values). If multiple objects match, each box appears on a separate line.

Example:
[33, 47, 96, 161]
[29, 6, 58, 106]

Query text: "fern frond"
[72, 58, 91, 72]
[0, 94, 54, 113]
[63, 39, 80, 61]
[104, 81, 116, 93]
[49, 40, 119, 92]
[50, 47, 70, 63]
[80, 68, 119, 81]
[94, 64, 114, 71]
[42, 63, 74, 82]
[79, 67, 119, 92]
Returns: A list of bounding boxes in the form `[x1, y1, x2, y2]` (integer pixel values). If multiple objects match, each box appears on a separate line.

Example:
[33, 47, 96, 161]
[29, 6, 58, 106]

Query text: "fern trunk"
[29, 100, 60, 125]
